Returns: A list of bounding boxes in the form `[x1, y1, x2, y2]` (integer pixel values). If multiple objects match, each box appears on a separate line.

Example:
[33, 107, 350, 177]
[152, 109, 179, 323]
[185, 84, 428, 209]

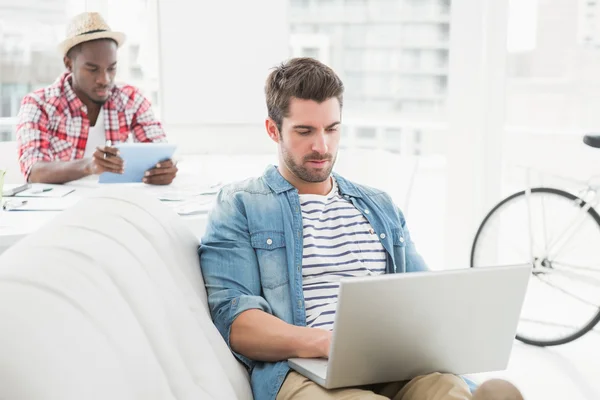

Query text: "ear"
[63, 56, 72, 72]
[265, 118, 280, 144]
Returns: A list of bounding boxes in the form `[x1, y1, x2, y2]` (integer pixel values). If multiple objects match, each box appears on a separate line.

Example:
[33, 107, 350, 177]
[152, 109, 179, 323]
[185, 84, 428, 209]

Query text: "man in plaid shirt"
[16, 12, 177, 185]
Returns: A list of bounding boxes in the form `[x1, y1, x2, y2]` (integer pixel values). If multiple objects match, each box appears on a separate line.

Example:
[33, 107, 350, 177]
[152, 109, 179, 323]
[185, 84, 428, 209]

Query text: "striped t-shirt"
[300, 178, 387, 331]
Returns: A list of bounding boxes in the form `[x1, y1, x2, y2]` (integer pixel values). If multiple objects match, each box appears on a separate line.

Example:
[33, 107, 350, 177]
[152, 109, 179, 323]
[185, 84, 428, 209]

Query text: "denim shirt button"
[364, 209, 370, 214]
[380, 233, 386, 239]
[399, 237, 405, 243]
[266, 238, 273, 245]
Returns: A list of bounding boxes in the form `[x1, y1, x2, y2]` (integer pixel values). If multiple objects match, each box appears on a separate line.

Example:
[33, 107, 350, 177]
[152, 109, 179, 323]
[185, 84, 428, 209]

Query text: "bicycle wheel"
[471, 187, 600, 346]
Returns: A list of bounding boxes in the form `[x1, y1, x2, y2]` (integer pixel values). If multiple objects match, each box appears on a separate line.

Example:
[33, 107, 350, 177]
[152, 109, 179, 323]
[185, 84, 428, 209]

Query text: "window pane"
[99, 0, 160, 117]
[0, 0, 85, 141]
[503, 0, 600, 193]
[290, 0, 452, 268]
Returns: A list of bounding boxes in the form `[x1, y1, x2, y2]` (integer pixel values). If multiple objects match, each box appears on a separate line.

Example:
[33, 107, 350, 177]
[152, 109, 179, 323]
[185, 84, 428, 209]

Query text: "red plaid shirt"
[16, 72, 166, 180]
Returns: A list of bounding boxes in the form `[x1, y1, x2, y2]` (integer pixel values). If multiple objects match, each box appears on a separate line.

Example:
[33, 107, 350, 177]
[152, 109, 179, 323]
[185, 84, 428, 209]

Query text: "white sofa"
[0, 188, 253, 400]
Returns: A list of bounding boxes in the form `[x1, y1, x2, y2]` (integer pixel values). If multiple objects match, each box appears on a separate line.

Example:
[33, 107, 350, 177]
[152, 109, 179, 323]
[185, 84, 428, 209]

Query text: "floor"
[467, 327, 600, 400]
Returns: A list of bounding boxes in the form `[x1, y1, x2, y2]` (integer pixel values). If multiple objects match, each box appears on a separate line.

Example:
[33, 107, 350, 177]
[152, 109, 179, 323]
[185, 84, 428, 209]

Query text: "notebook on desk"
[2, 197, 80, 211]
[13, 185, 75, 198]
[2, 183, 31, 197]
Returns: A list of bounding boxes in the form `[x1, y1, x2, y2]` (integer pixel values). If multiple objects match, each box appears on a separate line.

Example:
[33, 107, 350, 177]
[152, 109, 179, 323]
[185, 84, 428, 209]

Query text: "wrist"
[294, 327, 329, 358]
[81, 159, 94, 176]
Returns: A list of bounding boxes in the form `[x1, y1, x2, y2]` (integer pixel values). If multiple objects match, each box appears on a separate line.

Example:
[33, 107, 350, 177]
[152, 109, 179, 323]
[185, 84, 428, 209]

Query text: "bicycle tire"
[470, 187, 600, 347]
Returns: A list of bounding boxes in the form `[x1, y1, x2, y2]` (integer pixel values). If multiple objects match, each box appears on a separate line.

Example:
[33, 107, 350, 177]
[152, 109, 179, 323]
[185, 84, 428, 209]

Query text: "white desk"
[0, 174, 214, 255]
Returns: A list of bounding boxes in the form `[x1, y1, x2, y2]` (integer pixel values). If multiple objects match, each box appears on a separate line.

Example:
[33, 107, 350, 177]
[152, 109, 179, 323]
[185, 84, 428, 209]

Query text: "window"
[0, 0, 85, 141]
[93, 0, 160, 115]
[503, 0, 600, 194]
[289, 0, 452, 267]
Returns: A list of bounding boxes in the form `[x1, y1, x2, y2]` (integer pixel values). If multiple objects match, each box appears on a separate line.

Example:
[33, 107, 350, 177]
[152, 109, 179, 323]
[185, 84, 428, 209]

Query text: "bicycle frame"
[518, 165, 600, 264]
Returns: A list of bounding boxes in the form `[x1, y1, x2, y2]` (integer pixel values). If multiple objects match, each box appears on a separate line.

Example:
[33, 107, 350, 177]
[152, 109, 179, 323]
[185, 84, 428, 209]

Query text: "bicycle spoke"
[541, 266, 600, 288]
[552, 261, 600, 274]
[520, 317, 586, 331]
[519, 318, 600, 336]
[547, 204, 595, 261]
[534, 274, 599, 308]
[541, 192, 550, 255]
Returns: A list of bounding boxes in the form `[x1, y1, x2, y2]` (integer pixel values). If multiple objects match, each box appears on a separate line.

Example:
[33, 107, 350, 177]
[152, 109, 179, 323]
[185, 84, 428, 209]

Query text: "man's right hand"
[229, 309, 334, 362]
[88, 146, 125, 175]
[302, 328, 332, 359]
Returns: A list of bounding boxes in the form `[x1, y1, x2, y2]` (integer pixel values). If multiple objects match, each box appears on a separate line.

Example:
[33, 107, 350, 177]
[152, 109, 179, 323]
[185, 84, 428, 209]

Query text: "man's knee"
[417, 372, 469, 387]
[399, 372, 471, 399]
[472, 379, 524, 400]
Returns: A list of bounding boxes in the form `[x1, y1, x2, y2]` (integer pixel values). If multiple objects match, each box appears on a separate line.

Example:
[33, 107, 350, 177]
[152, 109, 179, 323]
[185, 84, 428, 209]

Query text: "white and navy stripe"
[300, 179, 386, 331]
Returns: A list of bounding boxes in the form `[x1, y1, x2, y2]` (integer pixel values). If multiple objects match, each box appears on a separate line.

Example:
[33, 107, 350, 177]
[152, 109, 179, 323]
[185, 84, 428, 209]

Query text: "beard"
[91, 98, 109, 106]
[282, 147, 336, 183]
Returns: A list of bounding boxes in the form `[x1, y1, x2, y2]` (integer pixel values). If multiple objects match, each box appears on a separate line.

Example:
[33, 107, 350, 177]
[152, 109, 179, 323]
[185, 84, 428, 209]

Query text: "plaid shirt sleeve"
[126, 87, 167, 144]
[16, 94, 53, 181]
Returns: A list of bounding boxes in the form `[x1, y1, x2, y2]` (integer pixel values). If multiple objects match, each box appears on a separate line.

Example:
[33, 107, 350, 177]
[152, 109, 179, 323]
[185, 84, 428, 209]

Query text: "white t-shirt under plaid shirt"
[300, 178, 387, 331]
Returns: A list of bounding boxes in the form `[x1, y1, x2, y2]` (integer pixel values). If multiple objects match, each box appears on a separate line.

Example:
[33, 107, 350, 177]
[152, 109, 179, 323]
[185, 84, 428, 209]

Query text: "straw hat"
[58, 12, 126, 56]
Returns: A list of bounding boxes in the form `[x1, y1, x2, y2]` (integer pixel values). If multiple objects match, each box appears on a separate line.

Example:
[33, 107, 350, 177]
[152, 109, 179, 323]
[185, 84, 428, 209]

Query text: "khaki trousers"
[277, 371, 472, 400]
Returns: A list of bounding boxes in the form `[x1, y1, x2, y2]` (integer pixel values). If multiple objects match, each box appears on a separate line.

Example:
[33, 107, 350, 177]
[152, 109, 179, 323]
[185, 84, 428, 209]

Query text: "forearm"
[28, 160, 91, 184]
[230, 309, 329, 362]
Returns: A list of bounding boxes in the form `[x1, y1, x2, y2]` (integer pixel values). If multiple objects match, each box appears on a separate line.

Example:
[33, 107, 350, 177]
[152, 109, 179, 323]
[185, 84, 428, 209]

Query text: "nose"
[312, 130, 329, 154]
[97, 70, 110, 86]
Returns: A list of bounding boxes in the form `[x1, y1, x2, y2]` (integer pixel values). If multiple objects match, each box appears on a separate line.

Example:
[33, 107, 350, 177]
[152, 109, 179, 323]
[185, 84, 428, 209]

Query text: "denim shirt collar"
[262, 165, 363, 198]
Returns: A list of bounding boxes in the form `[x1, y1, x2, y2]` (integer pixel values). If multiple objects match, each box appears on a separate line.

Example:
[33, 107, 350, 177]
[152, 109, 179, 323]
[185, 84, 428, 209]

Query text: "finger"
[154, 159, 174, 169]
[96, 146, 120, 157]
[94, 159, 124, 174]
[145, 166, 177, 177]
[93, 150, 124, 167]
[143, 173, 175, 185]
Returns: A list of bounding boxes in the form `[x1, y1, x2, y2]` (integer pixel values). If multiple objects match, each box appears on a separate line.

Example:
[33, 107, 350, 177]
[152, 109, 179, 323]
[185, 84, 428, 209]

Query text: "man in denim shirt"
[200, 58, 524, 400]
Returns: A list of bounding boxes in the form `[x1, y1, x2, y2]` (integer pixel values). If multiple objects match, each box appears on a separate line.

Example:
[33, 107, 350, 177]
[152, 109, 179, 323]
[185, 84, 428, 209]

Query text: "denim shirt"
[200, 165, 432, 400]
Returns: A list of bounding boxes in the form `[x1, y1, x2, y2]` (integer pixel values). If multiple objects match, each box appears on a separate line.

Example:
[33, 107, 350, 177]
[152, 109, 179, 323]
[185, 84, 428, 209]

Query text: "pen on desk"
[2, 199, 28, 211]
[30, 188, 53, 194]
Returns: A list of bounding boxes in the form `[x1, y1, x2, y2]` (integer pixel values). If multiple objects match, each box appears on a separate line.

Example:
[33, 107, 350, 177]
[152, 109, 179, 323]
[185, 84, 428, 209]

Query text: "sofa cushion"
[0, 188, 252, 399]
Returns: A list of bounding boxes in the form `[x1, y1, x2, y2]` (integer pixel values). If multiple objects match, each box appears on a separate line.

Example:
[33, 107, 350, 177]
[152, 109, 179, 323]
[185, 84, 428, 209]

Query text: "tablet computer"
[98, 143, 177, 184]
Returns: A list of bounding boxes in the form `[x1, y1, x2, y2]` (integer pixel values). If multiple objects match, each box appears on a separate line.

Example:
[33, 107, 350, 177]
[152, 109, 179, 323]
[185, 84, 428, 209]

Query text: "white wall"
[444, 0, 508, 269]
[156, 0, 290, 154]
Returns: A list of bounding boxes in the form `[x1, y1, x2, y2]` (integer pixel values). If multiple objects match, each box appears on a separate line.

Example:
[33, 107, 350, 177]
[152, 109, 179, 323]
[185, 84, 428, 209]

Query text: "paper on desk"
[15, 184, 75, 198]
[2, 197, 80, 211]
[152, 182, 224, 202]
[164, 196, 214, 215]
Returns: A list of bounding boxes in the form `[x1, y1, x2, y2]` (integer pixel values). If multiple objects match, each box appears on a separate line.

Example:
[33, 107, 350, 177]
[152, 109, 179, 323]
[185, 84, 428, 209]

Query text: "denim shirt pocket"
[391, 228, 406, 273]
[250, 230, 289, 289]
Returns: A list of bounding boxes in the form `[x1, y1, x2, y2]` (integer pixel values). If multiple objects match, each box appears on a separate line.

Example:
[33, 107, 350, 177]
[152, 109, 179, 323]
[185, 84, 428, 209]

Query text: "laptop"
[288, 265, 531, 389]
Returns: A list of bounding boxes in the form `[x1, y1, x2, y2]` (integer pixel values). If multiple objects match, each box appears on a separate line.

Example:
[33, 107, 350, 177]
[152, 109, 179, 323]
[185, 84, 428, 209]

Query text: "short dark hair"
[265, 57, 344, 132]
[66, 38, 118, 59]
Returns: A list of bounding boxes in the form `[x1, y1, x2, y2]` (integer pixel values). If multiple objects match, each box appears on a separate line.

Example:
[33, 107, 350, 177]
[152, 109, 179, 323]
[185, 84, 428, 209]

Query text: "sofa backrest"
[0, 188, 252, 400]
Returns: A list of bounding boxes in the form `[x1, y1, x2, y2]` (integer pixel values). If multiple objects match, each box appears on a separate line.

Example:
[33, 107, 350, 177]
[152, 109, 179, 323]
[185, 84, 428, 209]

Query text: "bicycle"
[470, 134, 600, 347]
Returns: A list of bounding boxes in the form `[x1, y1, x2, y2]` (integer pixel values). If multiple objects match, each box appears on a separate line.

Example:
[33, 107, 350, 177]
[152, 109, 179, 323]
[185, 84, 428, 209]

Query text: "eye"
[297, 130, 311, 136]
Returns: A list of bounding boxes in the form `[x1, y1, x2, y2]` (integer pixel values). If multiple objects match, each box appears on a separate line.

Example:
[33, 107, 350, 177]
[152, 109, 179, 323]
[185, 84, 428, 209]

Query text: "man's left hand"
[143, 159, 178, 185]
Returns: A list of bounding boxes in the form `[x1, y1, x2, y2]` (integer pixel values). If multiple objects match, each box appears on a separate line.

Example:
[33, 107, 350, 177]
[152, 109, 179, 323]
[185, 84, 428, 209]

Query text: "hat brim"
[59, 31, 126, 56]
